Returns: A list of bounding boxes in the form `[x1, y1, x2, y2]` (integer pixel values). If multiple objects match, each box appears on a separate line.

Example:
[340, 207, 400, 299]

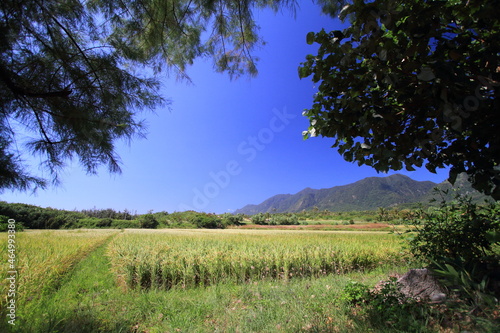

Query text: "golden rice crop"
[0, 229, 117, 304]
[107, 229, 406, 290]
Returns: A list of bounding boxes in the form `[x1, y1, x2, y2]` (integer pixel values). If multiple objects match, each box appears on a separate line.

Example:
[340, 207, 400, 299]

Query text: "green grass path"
[4, 232, 134, 332]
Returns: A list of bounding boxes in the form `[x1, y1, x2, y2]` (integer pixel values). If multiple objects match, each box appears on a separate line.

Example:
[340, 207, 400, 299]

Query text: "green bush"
[221, 213, 243, 226]
[342, 278, 434, 332]
[340, 280, 370, 305]
[73, 217, 100, 228]
[70, 217, 138, 229]
[189, 213, 224, 229]
[138, 214, 159, 229]
[409, 194, 499, 263]
[408, 192, 500, 307]
[0, 215, 24, 231]
[164, 211, 202, 227]
[111, 219, 140, 229]
[48, 213, 79, 229]
[269, 214, 299, 225]
[342, 276, 500, 332]
[364, 277, 431, 332]
[432, 258, 498, 308]
[96, 218, 113, 228]
[251, 213, 267, 225]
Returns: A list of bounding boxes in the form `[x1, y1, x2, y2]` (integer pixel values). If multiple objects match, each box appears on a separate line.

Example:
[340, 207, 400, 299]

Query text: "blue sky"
[1, 2, 449, 214]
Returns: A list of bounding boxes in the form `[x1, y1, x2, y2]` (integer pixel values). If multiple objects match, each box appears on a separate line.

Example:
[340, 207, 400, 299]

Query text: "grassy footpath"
[2, 235, 411, 332]
[1, 230, 118, 331]
[2, 232, 129, 332]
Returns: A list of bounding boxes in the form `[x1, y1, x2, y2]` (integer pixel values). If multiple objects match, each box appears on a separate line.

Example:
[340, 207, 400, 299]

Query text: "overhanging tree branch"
[0, 63, 72, 98]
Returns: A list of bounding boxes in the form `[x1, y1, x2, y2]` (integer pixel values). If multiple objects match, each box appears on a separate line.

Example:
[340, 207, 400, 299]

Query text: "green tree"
[0, 215, 24, 231]
[376, 207, 388, 223]
[0, 0, 295, 192]
[138, 213, 159, 229]
[299, 0, 500, 200]
[221, 213, 244, 226]
[251, 212, 267, 225]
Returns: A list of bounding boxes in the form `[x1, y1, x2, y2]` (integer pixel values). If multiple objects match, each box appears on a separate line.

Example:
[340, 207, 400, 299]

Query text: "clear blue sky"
[1, 2, 449, 214]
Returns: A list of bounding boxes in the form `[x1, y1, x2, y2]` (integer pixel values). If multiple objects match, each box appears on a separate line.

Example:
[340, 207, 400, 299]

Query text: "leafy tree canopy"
[0, 0, 295, 192]
[300, 0, 500, 199]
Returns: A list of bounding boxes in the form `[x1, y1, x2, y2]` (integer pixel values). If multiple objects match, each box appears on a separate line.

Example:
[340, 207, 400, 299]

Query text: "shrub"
[340, 280, 370, 305]
[111, 219, 140, 229]
[73, 217, 101, 228]
[407, 192, 500, 308]
[408, 193, 499, 264]
[96, 218, 113, 228]
[189, 213, 223, 229]
[221, 213, 243, 226]
[342, 278, 434, 332]
[269, 214, 299, 225]
[48, 214, 78, 229]
[251, 213, 267, 225]
[0, 215, 24, 231]
[138, 214, 159, 229]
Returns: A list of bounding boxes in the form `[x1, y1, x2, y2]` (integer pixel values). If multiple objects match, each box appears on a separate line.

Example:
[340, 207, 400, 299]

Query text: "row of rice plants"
[107, 229, 407, 290]
[0, 229, 117, 305]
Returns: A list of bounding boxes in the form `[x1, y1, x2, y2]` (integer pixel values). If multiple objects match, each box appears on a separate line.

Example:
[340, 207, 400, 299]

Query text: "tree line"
[0, 201, 139, 229]
[0, 201, 247, 230]
[0, 199, 435, 231]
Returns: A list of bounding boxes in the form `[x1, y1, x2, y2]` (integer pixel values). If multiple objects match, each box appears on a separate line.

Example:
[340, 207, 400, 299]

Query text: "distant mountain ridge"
[234, 174, 487, 214]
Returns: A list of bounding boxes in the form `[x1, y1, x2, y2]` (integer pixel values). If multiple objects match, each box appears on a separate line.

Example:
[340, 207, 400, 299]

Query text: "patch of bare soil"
[235, 223, 391, 231]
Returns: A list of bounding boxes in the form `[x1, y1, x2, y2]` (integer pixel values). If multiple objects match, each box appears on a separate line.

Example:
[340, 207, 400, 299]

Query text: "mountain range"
[234, 173, 488, 214]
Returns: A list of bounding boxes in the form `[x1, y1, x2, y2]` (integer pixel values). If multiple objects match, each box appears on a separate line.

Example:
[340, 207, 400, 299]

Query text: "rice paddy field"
[1, 228, 413, 332]
[108, 229, 406, 290]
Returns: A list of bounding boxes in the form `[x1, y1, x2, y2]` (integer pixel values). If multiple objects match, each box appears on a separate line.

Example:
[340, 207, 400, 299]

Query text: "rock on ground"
[397, 268, 446, 303]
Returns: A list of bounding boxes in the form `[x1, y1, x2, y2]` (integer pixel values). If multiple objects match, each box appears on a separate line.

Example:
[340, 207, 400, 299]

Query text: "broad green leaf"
[306, 31, 315, 45]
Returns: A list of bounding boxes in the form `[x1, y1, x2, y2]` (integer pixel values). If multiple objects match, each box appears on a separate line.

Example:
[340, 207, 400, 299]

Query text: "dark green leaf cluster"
[300, 0, 500, 199]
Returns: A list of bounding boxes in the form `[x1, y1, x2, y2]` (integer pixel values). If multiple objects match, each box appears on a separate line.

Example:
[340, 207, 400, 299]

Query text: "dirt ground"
[235, 223, 393, 231]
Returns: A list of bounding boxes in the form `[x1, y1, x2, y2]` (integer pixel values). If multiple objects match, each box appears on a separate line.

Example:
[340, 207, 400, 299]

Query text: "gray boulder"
[397, 268, 447, 303]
